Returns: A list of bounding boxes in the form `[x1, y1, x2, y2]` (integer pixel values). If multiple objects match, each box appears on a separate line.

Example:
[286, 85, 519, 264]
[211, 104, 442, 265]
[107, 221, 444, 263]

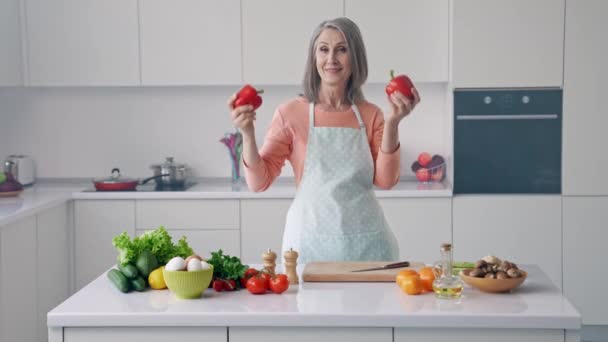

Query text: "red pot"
[93, 168, 166, 191]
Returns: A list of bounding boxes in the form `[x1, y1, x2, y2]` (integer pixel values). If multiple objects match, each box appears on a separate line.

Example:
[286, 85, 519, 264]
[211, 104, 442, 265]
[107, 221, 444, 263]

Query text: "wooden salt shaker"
[283, 248, 299, 285]
[262, 248, 277, 275]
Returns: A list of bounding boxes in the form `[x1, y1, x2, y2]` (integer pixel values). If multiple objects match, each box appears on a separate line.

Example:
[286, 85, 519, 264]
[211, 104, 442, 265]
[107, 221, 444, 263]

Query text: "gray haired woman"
[227, 17, 420, 263]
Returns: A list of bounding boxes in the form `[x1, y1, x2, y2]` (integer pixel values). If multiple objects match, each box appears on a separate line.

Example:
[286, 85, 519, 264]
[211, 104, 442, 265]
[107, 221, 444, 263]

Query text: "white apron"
[281, 102, 399, 263]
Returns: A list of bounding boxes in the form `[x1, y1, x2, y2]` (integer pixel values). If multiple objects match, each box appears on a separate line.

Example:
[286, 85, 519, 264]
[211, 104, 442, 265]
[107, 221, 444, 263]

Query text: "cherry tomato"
[269, 274, 289, 294]
[240, 268, 259, 288]
[224, 279, 237, 291]
[212, 279, 224, 292]
[246, 276, 267, 294]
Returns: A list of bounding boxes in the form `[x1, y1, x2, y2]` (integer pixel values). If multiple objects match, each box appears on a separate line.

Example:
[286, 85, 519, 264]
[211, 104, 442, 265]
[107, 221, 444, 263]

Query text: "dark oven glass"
[454, 89, 562, 194]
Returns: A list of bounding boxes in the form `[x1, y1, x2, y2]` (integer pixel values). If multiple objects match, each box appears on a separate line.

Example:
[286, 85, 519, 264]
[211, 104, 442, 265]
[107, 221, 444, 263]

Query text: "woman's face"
[315, 28, 352, 88]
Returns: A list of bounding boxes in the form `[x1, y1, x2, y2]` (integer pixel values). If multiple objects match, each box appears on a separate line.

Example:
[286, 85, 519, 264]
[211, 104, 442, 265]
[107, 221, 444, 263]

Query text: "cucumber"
[453, 261, 475, 268]
[107, 269, 130, 293]
[130, 276, 146, 292]
[118, 263, 138, 279]
[135, 250, 158, 278]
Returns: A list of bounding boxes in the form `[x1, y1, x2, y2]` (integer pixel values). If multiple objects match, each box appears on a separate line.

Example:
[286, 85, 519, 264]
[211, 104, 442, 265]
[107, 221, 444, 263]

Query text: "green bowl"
[163, 266, 214, 299]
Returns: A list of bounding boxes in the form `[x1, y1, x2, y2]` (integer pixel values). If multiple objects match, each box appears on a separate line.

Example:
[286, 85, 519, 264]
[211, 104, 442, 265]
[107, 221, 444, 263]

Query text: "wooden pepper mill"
[262, 248, 277, 275]
[283, 248, 299, 285]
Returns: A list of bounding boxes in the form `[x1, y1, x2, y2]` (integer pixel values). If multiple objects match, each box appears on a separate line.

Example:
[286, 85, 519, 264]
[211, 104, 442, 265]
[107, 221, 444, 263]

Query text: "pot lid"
[150, 157, 186, 169]
[93, 168, 137, 184]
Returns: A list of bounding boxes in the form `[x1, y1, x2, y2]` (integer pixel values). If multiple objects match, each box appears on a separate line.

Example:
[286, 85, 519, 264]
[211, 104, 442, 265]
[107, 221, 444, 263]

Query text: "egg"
[165, 256, 186, 271]
[200, 261, 211, 270]
[184, 254, 202, 266]
[186, 258, 203, 271]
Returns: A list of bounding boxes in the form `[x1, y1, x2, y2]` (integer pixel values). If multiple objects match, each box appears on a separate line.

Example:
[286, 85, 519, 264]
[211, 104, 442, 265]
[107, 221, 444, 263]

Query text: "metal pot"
[93, 168, 168, 191]
[150, 157, 188, 187]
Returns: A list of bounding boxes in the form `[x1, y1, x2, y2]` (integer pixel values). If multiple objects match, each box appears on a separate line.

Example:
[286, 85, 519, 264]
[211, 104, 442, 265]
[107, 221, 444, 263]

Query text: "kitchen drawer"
[230, 327, 391, 342]
[395, 328, 563, 342]
[136, 229, 240, 258]
[65, 327, 226, 342]
[136, 199, 239, 230]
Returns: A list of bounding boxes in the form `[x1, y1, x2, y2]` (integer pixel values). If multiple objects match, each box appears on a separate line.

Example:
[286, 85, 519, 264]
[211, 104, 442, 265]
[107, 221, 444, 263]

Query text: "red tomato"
[212, 279, 224, 292]
[240, 268, 259, 288]
[246, 276, 267, 294]
[269, 274, 289, 294]
[259, 272, 271, 290]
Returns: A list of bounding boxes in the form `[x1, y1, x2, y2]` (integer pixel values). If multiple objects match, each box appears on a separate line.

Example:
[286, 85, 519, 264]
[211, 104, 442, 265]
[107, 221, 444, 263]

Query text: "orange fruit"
[395, 269, 419, 286]
[399, 274, 423, 295]
[418, 267, 435, 292]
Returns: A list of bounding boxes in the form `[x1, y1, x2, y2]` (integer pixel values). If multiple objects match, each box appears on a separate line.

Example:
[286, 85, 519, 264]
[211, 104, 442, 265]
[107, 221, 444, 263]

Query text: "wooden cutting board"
[302, 261, 425, 282]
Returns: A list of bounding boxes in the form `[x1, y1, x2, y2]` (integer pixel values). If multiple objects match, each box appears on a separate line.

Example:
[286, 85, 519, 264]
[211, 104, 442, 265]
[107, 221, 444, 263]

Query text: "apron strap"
[351, 105, 365, 129]
[309, 102, 366, 129]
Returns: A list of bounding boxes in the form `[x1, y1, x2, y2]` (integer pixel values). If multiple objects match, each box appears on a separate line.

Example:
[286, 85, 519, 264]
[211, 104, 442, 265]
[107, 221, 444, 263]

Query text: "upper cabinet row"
[2, 0, 563, 87]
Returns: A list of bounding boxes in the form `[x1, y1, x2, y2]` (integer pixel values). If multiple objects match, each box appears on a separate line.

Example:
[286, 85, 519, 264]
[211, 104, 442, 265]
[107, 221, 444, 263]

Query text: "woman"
[227, 17, 420, 263]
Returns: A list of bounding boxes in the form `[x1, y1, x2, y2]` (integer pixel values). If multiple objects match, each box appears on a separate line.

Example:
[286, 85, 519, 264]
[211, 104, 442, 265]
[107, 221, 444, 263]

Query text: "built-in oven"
[454, 89, 562, 194]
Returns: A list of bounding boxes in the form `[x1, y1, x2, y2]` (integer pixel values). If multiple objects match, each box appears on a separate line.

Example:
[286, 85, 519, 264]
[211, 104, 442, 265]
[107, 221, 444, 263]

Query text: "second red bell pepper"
[234, 84, 264, 111]
[385, 70, 415, 101]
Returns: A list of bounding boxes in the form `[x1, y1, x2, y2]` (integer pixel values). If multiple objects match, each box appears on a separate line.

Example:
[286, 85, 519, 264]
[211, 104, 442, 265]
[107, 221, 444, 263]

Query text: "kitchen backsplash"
[0, 83, 449, 179]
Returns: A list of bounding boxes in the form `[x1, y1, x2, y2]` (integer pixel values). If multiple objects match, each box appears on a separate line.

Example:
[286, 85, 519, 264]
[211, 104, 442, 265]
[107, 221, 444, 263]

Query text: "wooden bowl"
[459, 268, 527, 293]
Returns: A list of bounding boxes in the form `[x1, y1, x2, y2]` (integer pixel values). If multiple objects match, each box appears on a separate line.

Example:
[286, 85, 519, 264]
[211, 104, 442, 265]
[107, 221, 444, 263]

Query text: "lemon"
[148, 266, 167, 290]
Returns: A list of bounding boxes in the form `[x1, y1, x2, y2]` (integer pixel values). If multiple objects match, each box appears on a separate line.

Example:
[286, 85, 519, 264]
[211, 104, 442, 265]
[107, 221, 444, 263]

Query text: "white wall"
[0, 83, 448, 179]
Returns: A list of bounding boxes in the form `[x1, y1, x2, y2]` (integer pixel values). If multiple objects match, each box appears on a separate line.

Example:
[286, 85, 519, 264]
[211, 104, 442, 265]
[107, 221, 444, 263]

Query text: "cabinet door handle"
[456, 114, 558, 120]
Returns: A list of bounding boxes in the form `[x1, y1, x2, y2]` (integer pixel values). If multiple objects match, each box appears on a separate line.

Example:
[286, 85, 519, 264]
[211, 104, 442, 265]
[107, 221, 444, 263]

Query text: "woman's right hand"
[227, 92, 256, 136]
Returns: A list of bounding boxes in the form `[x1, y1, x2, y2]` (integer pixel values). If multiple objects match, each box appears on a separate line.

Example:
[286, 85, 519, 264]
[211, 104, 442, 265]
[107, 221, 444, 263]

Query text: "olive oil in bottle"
[432, 243, 464, 299]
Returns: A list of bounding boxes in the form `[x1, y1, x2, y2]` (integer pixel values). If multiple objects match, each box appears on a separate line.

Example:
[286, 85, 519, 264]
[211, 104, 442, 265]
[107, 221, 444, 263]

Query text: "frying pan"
[93, 168, 168, 191]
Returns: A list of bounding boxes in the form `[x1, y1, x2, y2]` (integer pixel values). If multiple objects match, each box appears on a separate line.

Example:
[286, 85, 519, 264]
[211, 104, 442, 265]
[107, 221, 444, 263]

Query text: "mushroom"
[484, 272, 496, 279]
[507, 268, 522, 278]
[496, 271, 508, 280]
[470, 268, 485, 278]
[475, 259, 487, 269]
[482, 255, 501, 265]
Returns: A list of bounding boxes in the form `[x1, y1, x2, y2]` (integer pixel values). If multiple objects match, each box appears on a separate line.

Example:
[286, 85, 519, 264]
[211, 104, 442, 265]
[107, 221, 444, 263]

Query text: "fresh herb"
[207, 249, 248, 281]
[112, 226, 194, 266]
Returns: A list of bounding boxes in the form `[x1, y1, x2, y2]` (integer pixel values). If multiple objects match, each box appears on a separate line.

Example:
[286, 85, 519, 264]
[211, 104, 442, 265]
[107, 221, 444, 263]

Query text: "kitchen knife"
[350, 261, 410, 272]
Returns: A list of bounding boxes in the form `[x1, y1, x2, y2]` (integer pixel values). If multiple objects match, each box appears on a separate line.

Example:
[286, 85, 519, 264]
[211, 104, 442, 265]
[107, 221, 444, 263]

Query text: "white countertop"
[0, 178, 452, 226]
[48, 265, 580, 329]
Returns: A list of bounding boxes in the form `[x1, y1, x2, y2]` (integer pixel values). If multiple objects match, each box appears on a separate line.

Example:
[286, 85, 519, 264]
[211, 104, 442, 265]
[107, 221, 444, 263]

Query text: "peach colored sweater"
[244, 97, 401, 192]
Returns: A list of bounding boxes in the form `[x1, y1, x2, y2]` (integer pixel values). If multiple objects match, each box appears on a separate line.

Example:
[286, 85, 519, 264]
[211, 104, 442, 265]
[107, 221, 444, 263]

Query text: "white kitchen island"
[48, 265, 580, 342]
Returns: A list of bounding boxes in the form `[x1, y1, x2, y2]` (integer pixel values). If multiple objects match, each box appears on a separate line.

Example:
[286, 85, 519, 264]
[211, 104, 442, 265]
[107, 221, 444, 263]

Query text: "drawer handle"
[456, 114, 558, 120]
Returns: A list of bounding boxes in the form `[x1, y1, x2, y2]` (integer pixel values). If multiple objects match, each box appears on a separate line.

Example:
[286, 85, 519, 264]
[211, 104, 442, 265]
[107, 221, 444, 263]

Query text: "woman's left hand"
[386, 88, 421, 126]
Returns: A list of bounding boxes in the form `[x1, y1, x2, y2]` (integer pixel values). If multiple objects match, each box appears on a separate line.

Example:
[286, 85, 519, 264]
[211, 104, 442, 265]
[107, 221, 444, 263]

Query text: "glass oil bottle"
[432, 243, 464, 299]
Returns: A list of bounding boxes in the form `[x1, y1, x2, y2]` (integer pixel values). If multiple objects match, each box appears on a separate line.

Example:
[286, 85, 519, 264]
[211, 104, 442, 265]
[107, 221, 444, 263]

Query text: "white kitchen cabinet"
[395, 328, 563, 342]
[240, 199, 292, 264]
[64, 327, 226, 342]
[25, 0, 139, 86]
[453, 196, 562, 289]
[74, 200, 135, 290]
[230, 327, 392, 342]
[37, 204, 70, 342]
[135, 199, 239, 230]
[379, 198, 451, 263]
[139, 0, 241, 85]
[136, 229, 240, 259]
[242, 0, 343, 84]
[452, 0, 564, 88]
[345, 0, 448, 83]
[562, 0, 608, 195]
[0, 0, 23, 86]
[0, 216, 37, 342]
[563, 196, 608, 325]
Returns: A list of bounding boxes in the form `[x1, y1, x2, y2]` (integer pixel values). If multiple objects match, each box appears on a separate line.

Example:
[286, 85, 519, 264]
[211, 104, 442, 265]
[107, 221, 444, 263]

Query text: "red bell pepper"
[234, 84, 264, 110]
[385, 70, 415, 101]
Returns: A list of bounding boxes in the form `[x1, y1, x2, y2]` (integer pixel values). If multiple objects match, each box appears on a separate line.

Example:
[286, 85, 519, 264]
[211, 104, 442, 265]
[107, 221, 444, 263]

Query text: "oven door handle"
[456, 114, 558, 120]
